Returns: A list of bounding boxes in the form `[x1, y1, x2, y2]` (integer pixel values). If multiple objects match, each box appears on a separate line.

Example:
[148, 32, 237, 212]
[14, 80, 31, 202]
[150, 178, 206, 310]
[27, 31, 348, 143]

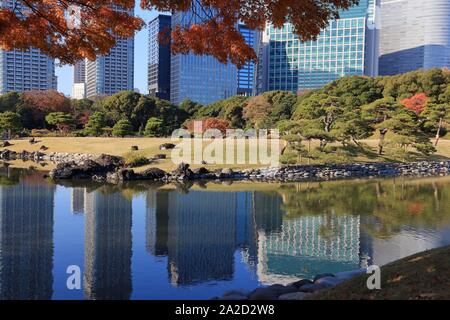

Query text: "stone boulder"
[314, 276, 345, 288]
[106, 169, 137, 183]
[159, 143, 176, 150]
[172, 163, 194, 180]
[192, 167, 210, 175]
[2, 141, 12, 147]
[220, 289, 249, 301]
[141, 167, 168, 180]
[334, 268, 367, 280]
[249, 284, 297, 300]
[290, 279, 313, 289]
[154, 154, 167, 160]
[0, 149, 17, 160]
[297, 283, 327, 293]
[248, 288, 279, 300]
[313, 273, 335, 282]
[94, 154, 124, 170]
[49, 158, 119, 180]
[278, 292, 312, 300]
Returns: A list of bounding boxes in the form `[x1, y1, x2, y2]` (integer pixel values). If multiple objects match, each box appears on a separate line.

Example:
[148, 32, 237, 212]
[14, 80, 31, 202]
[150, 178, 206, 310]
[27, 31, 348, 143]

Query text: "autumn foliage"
[0, 1, 143, 64]
[401, 93, 428, 115]
[185, 118, 229, 134]
[1, 0, 359, 66]
[20, 90, 71, 128]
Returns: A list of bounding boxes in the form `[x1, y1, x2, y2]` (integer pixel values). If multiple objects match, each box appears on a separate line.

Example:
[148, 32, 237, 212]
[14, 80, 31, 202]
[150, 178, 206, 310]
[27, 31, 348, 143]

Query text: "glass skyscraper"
[379, 0, 450, 75]
[258, 0, 379, 93]
[237, 24, 256, 97]
[170, 6, 237, 105]
[170, 4, 257, 105]
[148, 14, 171, 100]
[0, 0, 57, 94]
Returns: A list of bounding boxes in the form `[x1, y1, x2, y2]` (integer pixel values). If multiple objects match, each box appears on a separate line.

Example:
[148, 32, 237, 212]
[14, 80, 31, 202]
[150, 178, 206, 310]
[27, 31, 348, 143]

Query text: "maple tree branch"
[20, 0, 69, 37]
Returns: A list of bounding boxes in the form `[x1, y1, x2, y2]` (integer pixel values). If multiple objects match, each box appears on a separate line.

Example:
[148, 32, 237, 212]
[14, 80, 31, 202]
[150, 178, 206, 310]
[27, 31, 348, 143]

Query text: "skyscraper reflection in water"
[0, 176, 55, 299]
[146, 190, 257, 286]
[146, 190, 169, 257]
[145, 189, 371, 286]
[166, 191, 237, 285]
[84, 191, 132, 300]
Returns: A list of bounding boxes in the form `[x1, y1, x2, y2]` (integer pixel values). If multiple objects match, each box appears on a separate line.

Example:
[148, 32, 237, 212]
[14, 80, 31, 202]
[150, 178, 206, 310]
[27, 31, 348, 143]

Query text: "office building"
[0, 1, 57, 94]
[170, 4, 257, 105]
[73, 60, 86, 84]
[85, 7, 134, 99]
[258, 0, 380, 93]
[71, 82, 86, 100]
[148, 14, 171, 100]
[237, 24, 257, 96]
[379, 0, 450, 75]
[71, 60, 86, 99]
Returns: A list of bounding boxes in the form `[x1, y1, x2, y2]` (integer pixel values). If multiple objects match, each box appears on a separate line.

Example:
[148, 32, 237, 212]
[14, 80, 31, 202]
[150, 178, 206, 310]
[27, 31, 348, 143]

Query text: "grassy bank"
[1, 137, 449, 172]
[312, 245, 450, 300]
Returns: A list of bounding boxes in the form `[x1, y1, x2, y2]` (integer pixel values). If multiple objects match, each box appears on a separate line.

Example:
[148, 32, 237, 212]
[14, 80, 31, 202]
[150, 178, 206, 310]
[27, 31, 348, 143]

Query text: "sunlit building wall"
[85, 6, 134, 98]
[0, 1, 57, 94]
[170, 3, 257, 105]
[260, 0, 380, 93]
[379, 0, 450, 75]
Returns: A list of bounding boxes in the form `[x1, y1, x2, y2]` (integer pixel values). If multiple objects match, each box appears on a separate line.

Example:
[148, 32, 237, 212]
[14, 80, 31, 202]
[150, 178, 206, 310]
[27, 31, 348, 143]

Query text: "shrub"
[84, 111, 107, 136]
[30, 129, 51, 137]
[185, 117, 229, 134]
[0, 111, 22, 138]
[144, 117, 164, 137]
[112, 119, 134, 137]
[124, 152, 151, 167]
[45, 112, 75, 133]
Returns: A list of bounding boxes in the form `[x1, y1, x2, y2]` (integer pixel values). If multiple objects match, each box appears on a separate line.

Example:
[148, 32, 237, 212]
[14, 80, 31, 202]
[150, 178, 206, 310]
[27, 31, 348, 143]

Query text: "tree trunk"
[352, 137, 361, 148]
[434, 118, 443, 147]
[378, 128, 387, 155]
[280, 140, 289, 155]
[308, 140, 311, 165]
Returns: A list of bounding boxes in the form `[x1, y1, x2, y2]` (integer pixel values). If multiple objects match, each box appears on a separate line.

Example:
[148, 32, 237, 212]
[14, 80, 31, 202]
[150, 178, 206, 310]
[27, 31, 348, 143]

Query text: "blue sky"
[56, 5, 159, 96]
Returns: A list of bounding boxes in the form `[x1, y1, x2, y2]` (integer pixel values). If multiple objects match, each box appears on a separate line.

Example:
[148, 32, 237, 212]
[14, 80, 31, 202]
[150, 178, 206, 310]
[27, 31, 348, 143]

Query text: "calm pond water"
[0, 167, 449, 300]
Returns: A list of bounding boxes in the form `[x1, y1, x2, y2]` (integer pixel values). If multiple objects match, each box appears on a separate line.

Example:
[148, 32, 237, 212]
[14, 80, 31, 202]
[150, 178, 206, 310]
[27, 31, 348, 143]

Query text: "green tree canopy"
[0, 92, 21, 113]
[45, 112, 75, 133]
[180, 99, 203, 117]
[84, 111, 107, 136]
[0, 111, 22, 137]
[99, 91, 188, 134]
[112, 118, 134, 137]
[144, 117, 164, 137]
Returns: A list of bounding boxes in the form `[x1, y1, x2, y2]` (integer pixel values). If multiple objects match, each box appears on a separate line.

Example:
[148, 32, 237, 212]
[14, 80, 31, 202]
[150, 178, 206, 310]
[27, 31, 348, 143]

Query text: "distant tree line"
[0, 68, 448, 163]
[0, 90, 189, 138]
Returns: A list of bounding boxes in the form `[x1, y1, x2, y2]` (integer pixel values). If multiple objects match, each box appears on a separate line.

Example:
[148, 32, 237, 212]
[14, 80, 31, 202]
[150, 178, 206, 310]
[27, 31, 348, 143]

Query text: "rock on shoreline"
[212, 269, 368, 300]
[1, 149, 449, 183]
[50, 158, 450, 183]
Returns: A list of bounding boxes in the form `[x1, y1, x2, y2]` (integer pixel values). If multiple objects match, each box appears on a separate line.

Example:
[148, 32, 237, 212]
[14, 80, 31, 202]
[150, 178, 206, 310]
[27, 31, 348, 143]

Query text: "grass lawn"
[1, 137, 449, 172]
[311, 245, 450, 300]
[1, 137, 279, 172]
